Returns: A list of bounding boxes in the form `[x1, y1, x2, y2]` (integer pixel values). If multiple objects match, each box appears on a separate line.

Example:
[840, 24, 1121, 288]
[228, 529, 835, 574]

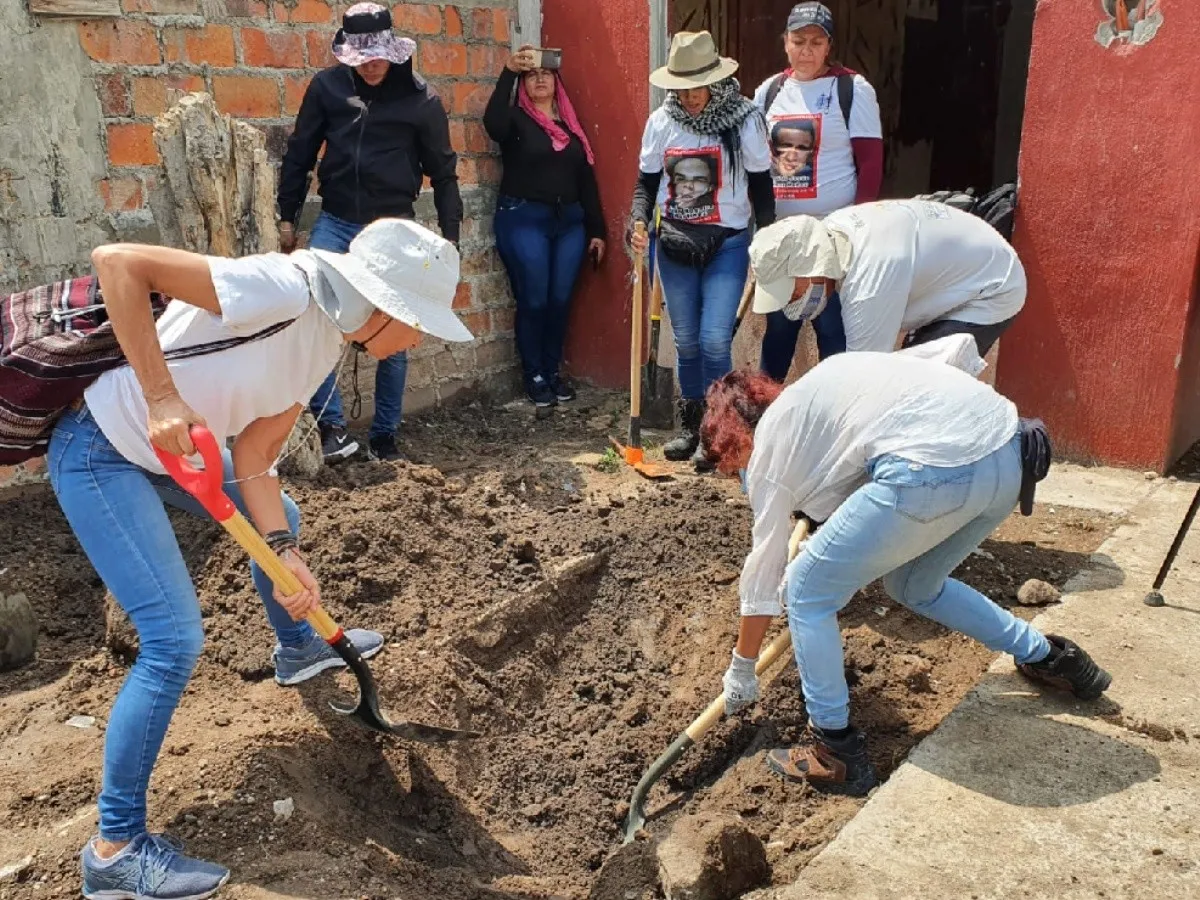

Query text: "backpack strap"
[836, 73, 854, 129]
[161, 318, 295, 362]
[763, 72, 788, 116]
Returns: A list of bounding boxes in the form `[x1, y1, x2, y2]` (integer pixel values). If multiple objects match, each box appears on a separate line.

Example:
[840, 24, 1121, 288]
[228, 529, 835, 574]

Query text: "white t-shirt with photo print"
[752, 72, 882, 218]
[638, 107, 772, 231]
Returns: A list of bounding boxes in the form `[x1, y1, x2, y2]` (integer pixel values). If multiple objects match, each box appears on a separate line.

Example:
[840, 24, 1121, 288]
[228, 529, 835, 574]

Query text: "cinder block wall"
[0, 0, 523, 486]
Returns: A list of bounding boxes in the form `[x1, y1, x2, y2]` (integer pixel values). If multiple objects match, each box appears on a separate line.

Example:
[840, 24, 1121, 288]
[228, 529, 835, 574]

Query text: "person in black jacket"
[277, 2, 462, 462]
[484, 45, 605, 408]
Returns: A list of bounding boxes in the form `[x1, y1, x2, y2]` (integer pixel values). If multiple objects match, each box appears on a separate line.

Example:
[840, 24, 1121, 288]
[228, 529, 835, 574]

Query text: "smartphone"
[531, 47, 563, 69]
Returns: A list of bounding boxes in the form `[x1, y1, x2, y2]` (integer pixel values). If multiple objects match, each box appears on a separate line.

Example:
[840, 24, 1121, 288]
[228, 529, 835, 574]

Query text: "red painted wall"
[996, 1, 1200, 470]
[543, 1, 650, 388]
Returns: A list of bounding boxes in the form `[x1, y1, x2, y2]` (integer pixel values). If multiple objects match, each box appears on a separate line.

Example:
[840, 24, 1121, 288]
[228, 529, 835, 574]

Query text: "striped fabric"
[0, 277, 168, 465]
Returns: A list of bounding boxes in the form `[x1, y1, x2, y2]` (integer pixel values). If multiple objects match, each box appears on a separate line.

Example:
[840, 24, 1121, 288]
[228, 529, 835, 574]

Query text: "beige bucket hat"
[749, 216, 850, 314]
[650, 31, 739, 90]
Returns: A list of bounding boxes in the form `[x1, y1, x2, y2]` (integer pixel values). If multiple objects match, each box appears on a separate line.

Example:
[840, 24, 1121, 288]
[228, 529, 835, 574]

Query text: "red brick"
[212, 75, 281, 117]
[470, 8, 491, 40]
[456, 157, 477, 185]
[448, 119, 466, 153]
[107, 123, 159, 167]
[305, 28, 334, 66]
[468, 44, 503, 77]
[452, 281, 472, 310]
[490, 307, 515, 334]
[78, 21, 160, 66]
[460, 310, 489, 336]
[464, 120, 492, 153]
[165, 25, 236, 67]
[100, 177, 145, 212]
[450, 82, 491, 117]
[122, 0, 198, 12]
[241, 28, 305, 68]
[444, 5, 463, 38]
[394, 3, 442, 35]
[492, 8, 510, 43]
[477, 156, 502, 185]
[131, 74, 205, 117]
[273, 0, 333, 23]
[284, 73, 311, 114]
[420, 40, 467, 77]
[96, 74, 130, 117]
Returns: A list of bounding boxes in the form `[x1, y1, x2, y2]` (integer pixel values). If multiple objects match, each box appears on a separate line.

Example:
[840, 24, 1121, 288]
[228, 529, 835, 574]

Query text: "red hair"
[700, 371, 784, 474]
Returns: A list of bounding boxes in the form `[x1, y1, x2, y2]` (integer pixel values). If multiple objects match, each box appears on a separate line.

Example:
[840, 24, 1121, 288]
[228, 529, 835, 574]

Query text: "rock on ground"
[1016, 578, 1062, 606]
[657, 814, 769, 900]
[277, 410, 324, 479]
[0, 592, 37, 671]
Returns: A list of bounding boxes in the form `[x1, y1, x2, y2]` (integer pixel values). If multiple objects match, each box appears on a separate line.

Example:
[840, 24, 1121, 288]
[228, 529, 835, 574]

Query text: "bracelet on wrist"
[264, 529, 298, 553]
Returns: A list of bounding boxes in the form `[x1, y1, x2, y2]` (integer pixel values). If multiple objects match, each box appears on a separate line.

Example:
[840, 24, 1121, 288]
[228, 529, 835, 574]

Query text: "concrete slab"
[754, 475, 1200, 900]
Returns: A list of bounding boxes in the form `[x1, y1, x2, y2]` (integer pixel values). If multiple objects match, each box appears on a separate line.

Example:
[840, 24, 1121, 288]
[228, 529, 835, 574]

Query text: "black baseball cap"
[787, 2, 835, 37]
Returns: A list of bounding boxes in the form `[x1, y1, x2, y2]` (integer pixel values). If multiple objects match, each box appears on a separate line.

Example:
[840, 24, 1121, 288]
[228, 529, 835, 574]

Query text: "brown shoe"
[766, 725, 879, 797]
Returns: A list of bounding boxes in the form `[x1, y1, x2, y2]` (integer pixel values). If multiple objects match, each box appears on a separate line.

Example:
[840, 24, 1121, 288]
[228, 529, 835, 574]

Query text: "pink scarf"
[517, 75, 595, 165]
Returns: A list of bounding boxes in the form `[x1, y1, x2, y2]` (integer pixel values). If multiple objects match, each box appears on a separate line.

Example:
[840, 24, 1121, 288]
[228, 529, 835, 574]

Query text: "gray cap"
[787, 2, 835, 37]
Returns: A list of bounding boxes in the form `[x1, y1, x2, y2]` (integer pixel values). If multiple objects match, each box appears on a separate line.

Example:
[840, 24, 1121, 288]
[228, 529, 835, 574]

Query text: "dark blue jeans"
[493, 196, 587, 384]
[306, 211, 408, 438]
[655, 229, 751, 400]
[759, 292, 848, 381]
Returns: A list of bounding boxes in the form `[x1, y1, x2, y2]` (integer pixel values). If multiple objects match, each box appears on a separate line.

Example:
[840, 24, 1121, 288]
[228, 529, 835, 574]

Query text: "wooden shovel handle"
[684, 518, 811, 740]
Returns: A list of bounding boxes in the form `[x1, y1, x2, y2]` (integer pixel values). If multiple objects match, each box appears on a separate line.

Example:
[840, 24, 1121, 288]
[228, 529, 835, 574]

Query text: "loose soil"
[0, 389, 1122, 899]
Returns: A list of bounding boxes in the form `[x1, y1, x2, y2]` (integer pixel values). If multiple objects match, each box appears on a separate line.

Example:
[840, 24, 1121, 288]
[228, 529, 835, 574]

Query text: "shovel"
[623, 518, 810, 842]
[639, 215, 675, 431]
[611, 222, 673, 480]
[155, 424, 480, 744]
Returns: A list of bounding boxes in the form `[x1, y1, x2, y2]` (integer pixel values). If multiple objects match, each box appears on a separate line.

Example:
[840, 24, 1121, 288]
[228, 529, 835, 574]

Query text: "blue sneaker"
[81, 833, 229, 900]
[272, 629, 384, 686]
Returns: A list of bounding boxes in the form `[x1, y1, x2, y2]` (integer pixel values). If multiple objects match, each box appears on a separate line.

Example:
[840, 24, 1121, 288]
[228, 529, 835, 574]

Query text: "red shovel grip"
[153, 424, 235, 522]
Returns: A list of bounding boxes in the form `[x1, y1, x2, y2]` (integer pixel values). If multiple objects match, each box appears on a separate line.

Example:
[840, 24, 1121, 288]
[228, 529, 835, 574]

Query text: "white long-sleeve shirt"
[823, 199, 1027, 352]
[738, 338, 1018, 617]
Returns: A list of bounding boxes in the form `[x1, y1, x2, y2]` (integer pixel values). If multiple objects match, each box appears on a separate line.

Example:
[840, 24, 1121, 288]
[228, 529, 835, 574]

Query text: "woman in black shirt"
[485, 45, 606, 407]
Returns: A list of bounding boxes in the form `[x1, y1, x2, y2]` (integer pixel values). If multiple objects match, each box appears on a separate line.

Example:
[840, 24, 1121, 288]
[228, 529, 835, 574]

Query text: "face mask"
[782, 281, 829, 322]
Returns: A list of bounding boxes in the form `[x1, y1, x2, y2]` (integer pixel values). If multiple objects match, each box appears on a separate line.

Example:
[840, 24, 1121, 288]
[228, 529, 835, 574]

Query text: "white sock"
[90, 838, 134, 868]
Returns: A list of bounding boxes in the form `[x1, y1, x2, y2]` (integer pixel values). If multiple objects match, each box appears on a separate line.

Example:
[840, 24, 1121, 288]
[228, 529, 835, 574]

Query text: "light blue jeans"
[306, 211, 408, 438]
[47, 406, 310, 840]
[785, 434, 1050, 730]
[655, 229, 751, 399]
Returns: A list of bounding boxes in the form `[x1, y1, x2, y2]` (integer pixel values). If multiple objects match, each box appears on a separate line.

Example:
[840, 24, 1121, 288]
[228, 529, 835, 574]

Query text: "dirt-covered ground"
[0, 389, 1122, 899]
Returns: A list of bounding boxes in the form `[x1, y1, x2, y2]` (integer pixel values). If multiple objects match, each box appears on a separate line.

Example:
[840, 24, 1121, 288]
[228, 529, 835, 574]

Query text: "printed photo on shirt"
[664, 147, 722, 224]
[769, 115, 820, 200]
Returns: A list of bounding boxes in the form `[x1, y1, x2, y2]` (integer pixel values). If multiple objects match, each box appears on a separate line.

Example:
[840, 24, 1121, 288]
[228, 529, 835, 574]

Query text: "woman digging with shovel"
[48, 219, 472, 899]
[702, 347, 1112, 795]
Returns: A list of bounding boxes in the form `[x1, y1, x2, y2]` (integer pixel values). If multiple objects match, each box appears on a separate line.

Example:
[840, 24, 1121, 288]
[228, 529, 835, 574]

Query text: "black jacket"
[277, 61, 462, 241]
[483, 68, 605, 240]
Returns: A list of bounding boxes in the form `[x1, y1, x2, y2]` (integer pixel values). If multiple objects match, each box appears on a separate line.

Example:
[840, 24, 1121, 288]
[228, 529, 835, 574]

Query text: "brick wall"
[1, 0, 523, 487]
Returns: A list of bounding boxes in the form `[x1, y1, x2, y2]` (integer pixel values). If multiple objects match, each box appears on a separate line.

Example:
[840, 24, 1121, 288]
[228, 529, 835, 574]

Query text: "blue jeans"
[655, 229, 751, 399]
[759, 292, 848, 381]
[307, 211, 408, 438]
[47, 406, 310, 840]
[784, 434, 1050, 730]
[493, 197, 587, 384]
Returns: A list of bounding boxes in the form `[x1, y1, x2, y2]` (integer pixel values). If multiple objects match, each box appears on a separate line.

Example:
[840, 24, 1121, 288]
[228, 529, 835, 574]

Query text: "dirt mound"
[0, 392, 1121, 899]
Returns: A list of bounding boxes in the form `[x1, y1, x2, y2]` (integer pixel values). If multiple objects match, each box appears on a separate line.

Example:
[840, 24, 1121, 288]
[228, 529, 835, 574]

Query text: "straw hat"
[649, 31, 739, 90]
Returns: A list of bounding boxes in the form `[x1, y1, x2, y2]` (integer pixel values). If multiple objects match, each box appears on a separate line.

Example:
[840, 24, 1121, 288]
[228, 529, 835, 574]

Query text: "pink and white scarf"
[516, 75, 596, 165]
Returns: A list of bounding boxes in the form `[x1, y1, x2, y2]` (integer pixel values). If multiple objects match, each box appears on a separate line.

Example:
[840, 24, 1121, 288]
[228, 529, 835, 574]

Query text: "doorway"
[664, 0, 1036, 197]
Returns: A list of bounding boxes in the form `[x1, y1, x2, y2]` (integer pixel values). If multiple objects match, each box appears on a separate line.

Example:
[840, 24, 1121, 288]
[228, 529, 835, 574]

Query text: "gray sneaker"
[273, 629, 384, 686]
[81, 833, 229, 900]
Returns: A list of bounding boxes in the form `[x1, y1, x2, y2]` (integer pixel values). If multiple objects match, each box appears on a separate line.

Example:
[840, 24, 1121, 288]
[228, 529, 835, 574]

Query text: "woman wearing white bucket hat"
[629, 31, 775, 471]
[53, 219, 471, 899]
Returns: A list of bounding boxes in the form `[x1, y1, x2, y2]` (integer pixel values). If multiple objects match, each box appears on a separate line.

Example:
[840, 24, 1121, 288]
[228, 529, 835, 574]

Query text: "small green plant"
[596, 447, 621, 474]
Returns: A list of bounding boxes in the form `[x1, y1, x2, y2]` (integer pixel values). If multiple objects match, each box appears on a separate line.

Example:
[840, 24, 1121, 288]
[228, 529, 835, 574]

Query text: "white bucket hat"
[650, 31, 739, 90]
[749, 216, 850, 314]
[307, 218, 473, 343]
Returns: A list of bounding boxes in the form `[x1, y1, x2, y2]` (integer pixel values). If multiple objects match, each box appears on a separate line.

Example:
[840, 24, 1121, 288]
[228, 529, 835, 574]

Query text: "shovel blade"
[609, 437, 674, 480]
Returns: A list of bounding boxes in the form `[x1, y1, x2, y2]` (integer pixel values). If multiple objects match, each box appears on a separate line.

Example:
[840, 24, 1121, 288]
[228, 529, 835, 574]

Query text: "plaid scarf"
[663, 77, 762, 180]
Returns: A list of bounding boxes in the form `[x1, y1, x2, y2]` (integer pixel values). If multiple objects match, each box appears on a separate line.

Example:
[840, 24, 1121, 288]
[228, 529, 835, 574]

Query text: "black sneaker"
[320, 424, 359, 463]
[550, 376, 577, 402]
[527, 376, 557, 408]
[766, 725, 879, 797]
[368, 433, 404, 462]
[1017, 634, 1112, 700]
